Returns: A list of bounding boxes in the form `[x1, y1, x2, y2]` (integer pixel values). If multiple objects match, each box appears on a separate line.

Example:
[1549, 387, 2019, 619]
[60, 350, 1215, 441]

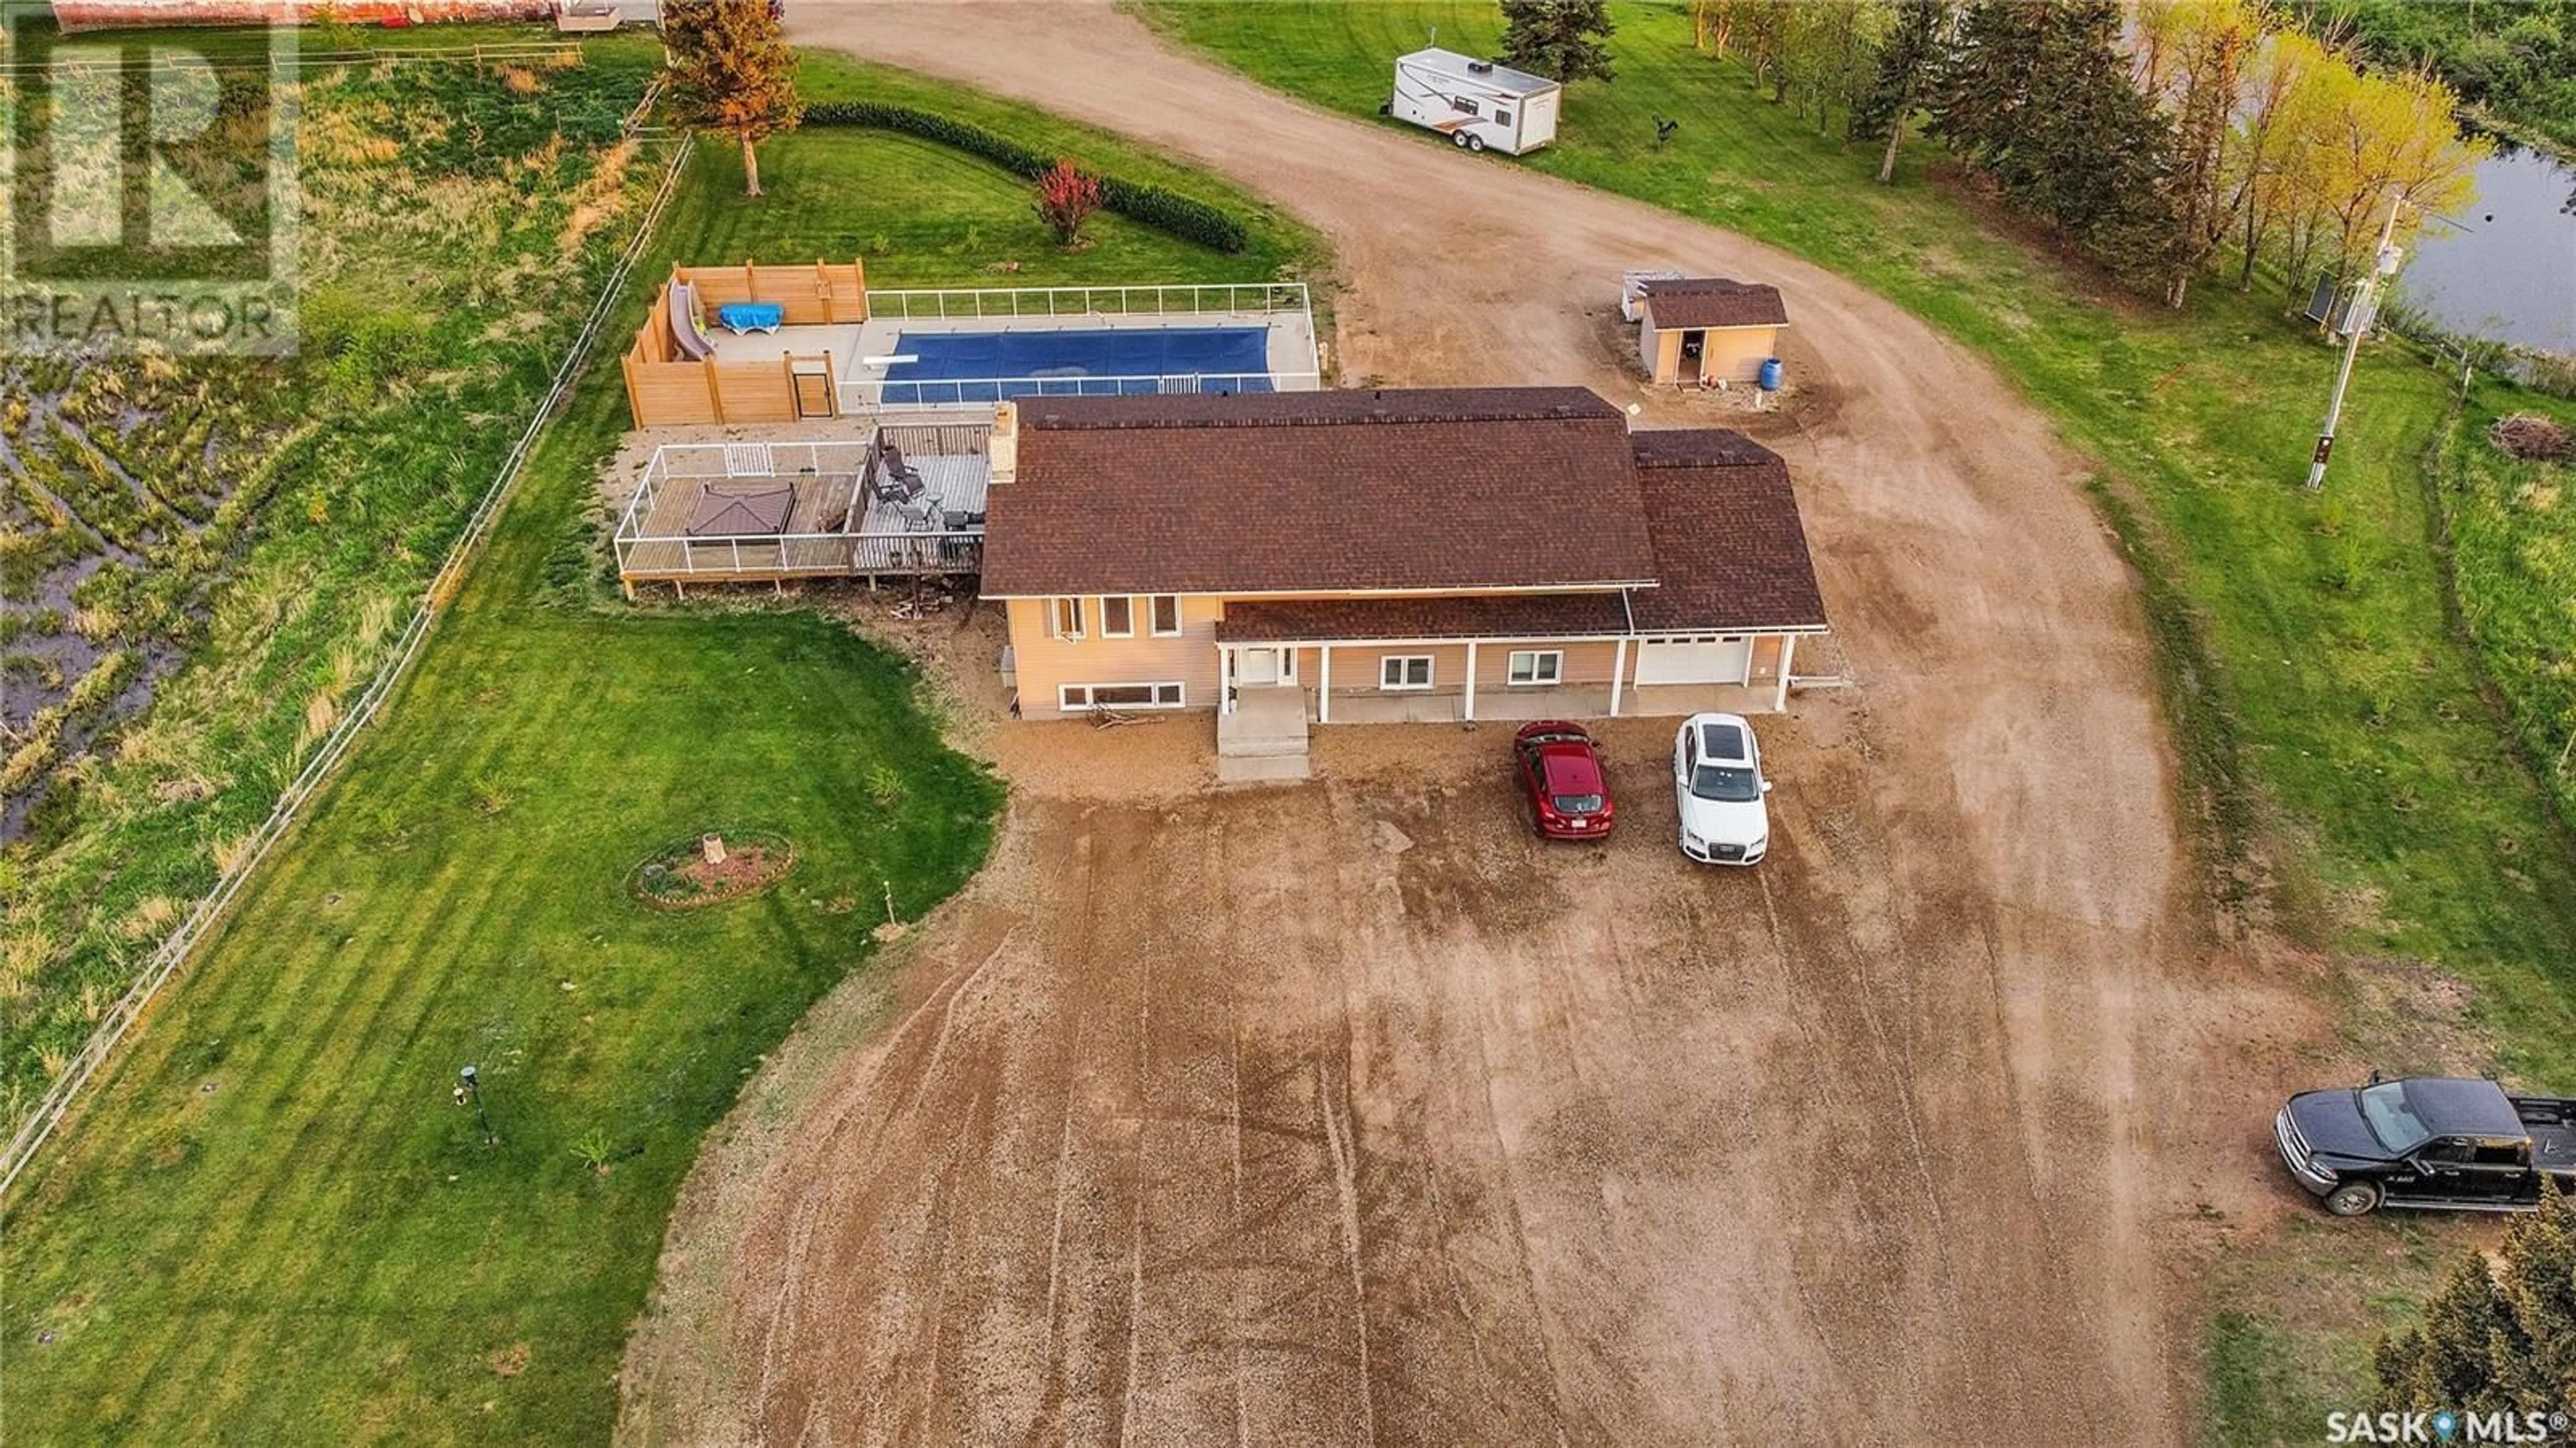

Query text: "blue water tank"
[1758, 356, 1784, 391]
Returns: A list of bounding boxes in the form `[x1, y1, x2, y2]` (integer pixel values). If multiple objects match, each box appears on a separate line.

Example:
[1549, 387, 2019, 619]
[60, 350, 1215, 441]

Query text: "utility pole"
[2306, 190, 2408, 490]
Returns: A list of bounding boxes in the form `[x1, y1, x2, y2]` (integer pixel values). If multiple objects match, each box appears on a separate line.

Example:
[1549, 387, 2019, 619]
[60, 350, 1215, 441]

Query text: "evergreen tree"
[2374, 1184, 2576, 1416]
[663, 0, 805, 197]
[1929, 0, 2182, 292]
[1851, 0, 1955, 183]
[1499, 0, 1617, 84]
[1928, 0, 2048, 185]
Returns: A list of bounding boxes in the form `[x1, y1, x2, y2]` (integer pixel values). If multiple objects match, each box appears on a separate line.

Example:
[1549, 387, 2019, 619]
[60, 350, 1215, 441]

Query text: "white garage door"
[1633, 635, 1752, 686]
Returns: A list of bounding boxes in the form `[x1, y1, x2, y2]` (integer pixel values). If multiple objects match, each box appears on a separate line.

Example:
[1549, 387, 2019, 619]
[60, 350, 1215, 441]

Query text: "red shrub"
[1033, 158, 1103, 246]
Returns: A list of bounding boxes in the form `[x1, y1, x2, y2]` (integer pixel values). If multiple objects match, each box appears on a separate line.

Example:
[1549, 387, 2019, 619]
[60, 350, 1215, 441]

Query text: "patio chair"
[863, 464, 922, 507]
[879, 440, 924, 488]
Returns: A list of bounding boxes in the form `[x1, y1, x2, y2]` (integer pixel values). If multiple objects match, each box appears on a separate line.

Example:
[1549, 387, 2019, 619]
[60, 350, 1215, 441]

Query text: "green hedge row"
[802, 101, 1249, 254]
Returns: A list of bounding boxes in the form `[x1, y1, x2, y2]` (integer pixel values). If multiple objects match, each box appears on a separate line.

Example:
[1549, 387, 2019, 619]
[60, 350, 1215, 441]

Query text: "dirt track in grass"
[616, 5, 2341, 1443]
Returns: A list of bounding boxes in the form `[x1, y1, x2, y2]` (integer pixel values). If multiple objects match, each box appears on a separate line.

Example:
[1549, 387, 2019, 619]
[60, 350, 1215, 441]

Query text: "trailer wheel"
[1466, 134, 1487, 152]
[2323, 1181, 2382, 1217]
[1452, 130, 1472, 148]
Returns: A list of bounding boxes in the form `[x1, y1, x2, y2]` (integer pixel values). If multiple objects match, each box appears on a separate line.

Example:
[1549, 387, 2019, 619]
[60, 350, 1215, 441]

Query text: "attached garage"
[1633, 634, 1753, 686]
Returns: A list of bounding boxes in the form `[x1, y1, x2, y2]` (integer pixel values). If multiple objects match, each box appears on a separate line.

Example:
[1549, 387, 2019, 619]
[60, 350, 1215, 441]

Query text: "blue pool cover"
[879, 327, 1275, 405]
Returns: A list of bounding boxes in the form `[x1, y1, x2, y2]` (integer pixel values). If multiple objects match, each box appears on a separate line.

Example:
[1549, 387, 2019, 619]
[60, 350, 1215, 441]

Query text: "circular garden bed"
[629, 829, 796, 909]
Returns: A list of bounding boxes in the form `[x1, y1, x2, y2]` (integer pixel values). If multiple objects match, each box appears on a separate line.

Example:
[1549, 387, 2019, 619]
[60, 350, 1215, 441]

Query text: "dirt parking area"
[623, 690, 2320, 1448]
[616, 5, 2346, 1444]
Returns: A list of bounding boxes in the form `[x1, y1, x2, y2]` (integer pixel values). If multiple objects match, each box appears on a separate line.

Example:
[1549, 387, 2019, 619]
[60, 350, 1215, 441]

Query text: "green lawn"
[1138, 1, 2576, 1435]
[0, 51, 1313, 1445]
[2436, 389, 2576, 836]
[3, 34, 669, 1125]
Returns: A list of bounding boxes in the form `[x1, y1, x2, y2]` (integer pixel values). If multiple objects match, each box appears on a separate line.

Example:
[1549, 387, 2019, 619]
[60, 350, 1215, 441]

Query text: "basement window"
[1061, 682, 1184, 711]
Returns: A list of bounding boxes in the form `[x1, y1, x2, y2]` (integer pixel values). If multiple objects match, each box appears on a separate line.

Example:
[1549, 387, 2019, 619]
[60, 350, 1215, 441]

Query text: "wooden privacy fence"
[622, 260, 867, 427]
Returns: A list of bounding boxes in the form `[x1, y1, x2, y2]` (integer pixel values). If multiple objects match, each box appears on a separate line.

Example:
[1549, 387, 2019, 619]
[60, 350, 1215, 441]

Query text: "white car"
[1673, 713, 1772, 865]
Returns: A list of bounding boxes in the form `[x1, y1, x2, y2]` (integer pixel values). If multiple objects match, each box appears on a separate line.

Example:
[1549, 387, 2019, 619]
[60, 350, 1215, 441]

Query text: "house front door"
[1238, 647, 1293, 687]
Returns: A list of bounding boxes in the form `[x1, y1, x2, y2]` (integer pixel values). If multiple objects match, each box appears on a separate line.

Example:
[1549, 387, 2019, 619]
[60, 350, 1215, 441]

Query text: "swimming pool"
[876, 326, 1276, 405]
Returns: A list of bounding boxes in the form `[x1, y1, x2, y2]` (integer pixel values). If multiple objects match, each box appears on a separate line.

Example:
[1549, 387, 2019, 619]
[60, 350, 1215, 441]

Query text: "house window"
[1507, 650, 1562, 686]
[1050, 597, 1083, 639]
[1148, 594, 1182, 637]
[1060, 682, 1185, 711]
[1100, 595, 1134, 638]
[1381, 656, 1434, 691]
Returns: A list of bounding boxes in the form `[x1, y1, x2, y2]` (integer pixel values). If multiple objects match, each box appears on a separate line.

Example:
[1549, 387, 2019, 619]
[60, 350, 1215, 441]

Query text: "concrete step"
[1218, 752, 1312, 784]
[1216, 735, 1311, 760]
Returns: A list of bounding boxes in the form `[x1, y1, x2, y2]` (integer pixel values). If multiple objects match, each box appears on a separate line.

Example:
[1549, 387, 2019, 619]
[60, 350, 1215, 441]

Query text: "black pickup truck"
[2275, 1075, 2576, 1217]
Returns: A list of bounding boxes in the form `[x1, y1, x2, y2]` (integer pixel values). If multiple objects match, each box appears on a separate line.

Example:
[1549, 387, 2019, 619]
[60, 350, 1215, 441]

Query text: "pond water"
[2400, 142, 2576, 357]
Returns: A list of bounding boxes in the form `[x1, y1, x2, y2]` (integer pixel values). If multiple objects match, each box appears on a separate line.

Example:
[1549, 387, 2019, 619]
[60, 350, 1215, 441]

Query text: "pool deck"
[696, 307, 1321, 401]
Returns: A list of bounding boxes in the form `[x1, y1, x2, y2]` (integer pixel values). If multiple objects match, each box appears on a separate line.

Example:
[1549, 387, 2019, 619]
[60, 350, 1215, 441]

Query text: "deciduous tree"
[1499, 0, 1617, 85]
[1032, 158, 1103, 246]
[1690, 0, 1734, 56]
[1776, 0, 1886, 141]
[2228, 28, 2328, 289]
[1723, 0, 1797, 98]
[2141, 0, 2263, 305]
[662, 0, 804, 197]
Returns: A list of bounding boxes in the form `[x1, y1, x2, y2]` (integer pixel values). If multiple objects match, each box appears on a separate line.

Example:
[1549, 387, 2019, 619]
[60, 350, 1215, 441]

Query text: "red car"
[1513, 721, 1615, 840]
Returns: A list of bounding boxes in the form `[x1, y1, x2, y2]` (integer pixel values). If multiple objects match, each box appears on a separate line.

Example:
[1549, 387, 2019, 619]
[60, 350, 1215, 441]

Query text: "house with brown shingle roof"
[1635, 278, 1788, 387]
[979, 386, 1828, 772]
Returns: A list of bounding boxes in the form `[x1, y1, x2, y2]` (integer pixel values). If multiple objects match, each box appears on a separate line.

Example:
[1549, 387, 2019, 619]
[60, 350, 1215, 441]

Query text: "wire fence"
[0, 121, 694, 1202]
[0, 38, 648, 81]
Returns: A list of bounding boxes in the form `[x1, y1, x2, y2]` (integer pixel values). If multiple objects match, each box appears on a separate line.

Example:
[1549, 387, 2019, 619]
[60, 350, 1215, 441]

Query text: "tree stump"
[701, 833, 727, 866]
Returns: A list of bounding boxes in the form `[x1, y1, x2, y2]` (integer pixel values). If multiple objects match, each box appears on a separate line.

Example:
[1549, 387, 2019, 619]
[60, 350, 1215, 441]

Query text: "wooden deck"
[634, 470, 860, 539]
[614, 425, 993, 590]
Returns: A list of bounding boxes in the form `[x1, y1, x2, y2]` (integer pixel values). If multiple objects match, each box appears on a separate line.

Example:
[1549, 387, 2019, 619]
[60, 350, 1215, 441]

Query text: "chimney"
[988, 401, 1017, 484]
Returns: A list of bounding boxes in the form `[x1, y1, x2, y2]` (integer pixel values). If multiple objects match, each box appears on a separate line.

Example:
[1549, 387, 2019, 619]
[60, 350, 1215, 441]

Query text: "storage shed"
[1635, 277, 1788, 386]
[1389, 48, 1562, 155]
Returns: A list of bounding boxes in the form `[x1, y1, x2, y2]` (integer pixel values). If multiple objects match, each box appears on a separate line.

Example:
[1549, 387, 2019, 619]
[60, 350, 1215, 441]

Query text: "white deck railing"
[840, 369, 1323, 413]
[862, 280, 1311, 321]
[614, 531, 984, 578]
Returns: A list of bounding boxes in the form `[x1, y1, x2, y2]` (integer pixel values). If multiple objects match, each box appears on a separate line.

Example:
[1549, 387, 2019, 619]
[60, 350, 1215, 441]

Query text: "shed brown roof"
[1216, 592, 1633, 643]
[1629, 430, 1828, 632]
[981, 388, 1662, 597]
[1639, 278, 1788, 331]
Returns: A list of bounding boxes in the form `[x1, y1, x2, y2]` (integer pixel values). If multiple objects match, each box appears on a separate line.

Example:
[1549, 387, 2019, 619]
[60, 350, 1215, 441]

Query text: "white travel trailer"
[1389, 48, 1562, 155]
